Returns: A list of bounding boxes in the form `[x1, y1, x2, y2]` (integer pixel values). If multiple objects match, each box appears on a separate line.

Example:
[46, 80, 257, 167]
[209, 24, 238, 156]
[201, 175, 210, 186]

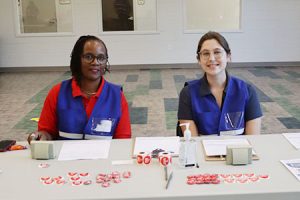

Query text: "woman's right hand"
[27, 131, 41, 145]
[27, 131, 53, 144]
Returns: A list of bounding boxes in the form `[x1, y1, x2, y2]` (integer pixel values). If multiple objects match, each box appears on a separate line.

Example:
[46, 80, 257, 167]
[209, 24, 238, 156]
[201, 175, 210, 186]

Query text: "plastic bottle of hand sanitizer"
[178, 123, 197, 168]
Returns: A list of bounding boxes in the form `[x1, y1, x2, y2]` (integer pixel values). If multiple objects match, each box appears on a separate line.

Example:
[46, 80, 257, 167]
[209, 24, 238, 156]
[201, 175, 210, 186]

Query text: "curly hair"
[70, 35, 109, 85]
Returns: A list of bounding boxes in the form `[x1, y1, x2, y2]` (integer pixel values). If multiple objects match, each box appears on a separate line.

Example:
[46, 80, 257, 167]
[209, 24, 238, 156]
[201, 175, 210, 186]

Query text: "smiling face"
[80, 40, 107, 82]
[198, 39, 231, 77]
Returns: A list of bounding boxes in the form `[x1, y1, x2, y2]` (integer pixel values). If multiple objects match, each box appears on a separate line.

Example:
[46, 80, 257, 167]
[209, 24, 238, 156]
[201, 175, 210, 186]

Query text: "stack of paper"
[133, 137, 180, 157]
[58, 140, 111, 161]
[281, 159, 300, 181]
[283, 133, 300, 149]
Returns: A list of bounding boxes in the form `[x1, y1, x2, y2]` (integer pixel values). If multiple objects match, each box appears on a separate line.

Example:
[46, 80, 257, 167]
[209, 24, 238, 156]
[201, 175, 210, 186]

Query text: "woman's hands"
[27, 131, 53, 144]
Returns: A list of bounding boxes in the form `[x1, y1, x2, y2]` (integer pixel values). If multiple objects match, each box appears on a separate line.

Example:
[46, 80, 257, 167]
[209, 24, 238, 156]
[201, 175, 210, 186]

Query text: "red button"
[83, 180, 92, 185]
[68, 172, 77, 177]
[102, 182, 110, 188]
[123, 171, 131, 178]
[72, 180, 82, 186]
[80, 173, 89, 177]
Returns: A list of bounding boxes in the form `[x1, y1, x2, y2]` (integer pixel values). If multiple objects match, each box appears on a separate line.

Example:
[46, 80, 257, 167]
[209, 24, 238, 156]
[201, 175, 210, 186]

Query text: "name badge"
[92, 119, 112, 133]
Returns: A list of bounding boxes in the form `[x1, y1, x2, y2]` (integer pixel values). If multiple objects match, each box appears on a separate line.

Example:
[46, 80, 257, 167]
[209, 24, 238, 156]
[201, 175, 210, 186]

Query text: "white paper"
[133, 137, 180, 157]
[58, 140, 111, 161]
[281, 159, 300, 181]
[202, 138, 254, 156]
[283, 133, 300, 149]
[112, 159, 134, 165]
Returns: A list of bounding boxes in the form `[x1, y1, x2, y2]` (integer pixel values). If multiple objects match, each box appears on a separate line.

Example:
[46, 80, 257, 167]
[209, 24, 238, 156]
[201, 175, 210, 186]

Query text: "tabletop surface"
[1, 134, 300, 200]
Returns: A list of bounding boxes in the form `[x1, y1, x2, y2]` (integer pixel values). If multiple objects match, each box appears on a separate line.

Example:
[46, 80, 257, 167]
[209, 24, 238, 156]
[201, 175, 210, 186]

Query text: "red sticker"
[44, 179, 54, 185]
[233, 174, 243, 178]
[96, 176, 106, 181]
[53, 176, 63, 181]
[220, 174, 231, 179]
[70, 176, 80, 181]
[236, 178, 248, 184]
[123, 171, 131, 178]
[224, 178, 235, 183]
[56, 179, 66, 185]
[102, 182, 110, 188]
[97, 173, 106, 177]
[211, 179, 221, 184]
[113, 179, 122, 184]
[68, 172, 77, 177]
[187, 179, 195, 185]
[111, 171, 120, 178]
[96, 179, 105, 184]
[259, 174, 269, 179]
[83, 180, 92, 185]
[38, 163, 50, 168]
[195, 180, 204, 184]
[80, 173, 89, 177]
[248, 177, 259, 182]
[244, 173, 254, 177]
[72, 180, 82, 186]
[40, 176, 51, 181]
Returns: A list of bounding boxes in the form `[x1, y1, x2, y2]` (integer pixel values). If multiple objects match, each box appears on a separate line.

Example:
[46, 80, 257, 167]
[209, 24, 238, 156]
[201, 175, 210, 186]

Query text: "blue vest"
[189, 76, 249, 135]
[57, 79, 121, 140]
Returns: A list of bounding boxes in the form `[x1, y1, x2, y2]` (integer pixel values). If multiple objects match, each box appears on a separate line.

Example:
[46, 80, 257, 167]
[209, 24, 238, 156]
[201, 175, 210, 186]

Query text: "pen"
[165, 171, 173, 189]
[185, 164, 195, 167]
[164, 166, 168, 181]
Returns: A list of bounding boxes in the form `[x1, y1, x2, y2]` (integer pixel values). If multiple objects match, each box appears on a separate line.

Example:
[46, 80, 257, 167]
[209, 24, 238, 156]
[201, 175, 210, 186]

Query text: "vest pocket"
[224, 112, 244, 130]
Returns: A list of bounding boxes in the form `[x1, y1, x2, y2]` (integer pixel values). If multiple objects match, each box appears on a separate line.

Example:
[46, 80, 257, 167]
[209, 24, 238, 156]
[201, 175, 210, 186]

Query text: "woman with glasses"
[28, 35, 131, 143]
[178, 31, 262, 136]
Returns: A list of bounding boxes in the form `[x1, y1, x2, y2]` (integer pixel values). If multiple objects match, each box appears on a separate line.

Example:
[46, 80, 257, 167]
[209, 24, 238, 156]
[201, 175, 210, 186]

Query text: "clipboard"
[203, 152, 260, 161]
[202, 138, 259, 161]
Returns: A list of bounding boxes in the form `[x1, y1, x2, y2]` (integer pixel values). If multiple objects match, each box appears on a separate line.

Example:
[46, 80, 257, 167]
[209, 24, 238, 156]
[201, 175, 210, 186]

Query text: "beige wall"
[0, 0, 300, 68]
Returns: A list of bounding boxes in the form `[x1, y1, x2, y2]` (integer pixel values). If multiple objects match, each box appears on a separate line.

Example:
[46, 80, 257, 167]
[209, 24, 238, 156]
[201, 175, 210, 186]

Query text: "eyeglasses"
[198, 49, 225, 61]
[81, 53, 108, 64]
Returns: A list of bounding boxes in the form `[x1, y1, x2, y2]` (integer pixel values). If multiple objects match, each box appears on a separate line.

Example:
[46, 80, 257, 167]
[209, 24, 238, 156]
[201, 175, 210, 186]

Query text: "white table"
[0, 134, 300, 200]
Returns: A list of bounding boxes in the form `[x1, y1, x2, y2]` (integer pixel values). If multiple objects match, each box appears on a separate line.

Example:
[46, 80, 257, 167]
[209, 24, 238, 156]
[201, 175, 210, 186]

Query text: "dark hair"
[70, 35, 109, 85]
[196, 31, 231, 60]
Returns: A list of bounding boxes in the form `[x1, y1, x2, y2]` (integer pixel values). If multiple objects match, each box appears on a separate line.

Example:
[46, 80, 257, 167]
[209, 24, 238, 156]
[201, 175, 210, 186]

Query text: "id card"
[93, 120, 112, 132]
[91, 118, 114, 133]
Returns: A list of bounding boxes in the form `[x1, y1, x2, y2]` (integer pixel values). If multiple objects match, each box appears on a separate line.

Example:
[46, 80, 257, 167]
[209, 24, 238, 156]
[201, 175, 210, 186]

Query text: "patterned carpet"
[0, 66, 299, 141]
